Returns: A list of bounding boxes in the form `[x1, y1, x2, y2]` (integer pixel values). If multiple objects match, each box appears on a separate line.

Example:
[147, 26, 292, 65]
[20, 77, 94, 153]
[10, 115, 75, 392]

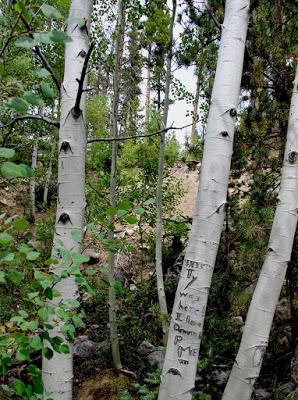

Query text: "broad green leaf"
[59, 344, 70, 354]
[33, 32, 52, 45]
[16, 349, 30, 361]
[15, 36, 36, 48]
[1, 253, 14, 262]
[144, 198, 155, 206]
[32, 376, 43, 394]
[41, 4, 63, 19]
[14, 0, 30, 21]
[134, 206, 145, 216]
[72, 315, 82, 328]
[0, 232, 13, 246]
[71, 252, 89, 265]
[38, 307, 48, 322]
[1, 162, 32, 178]
[30, 336, 42, 350]
[26, 251, 40, 261]
[44, 287, 53, 300]
[114, 280, 123, 294]
[18, 163, 33, 178]
[40, 83, 55, 98]
[33, 68, 51, 78]
[71, 229, 83, 244]
[117, 209, 127, 218]
[0, 271, 6, 284]
[18, 310, 28, 317]
[118, 201, 132, 211]
[105, 207, 117, 216]
[6, 97, 29, 113]
[12, 379, 26, 395]
[49, 30, 72, 44]
[0, 148, 15, 159]
[125, 215, 137, 224]
[43, 347, 53, 360]
[8, 270, 23, 284]
[24, 91, 44, 107]
[13, 217, 28, 231]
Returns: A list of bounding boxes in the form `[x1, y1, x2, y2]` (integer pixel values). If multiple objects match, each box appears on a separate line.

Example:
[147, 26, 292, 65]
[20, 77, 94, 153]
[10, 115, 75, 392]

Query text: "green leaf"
[117, 209, 127, 218]
[33, 32, 52, 45]
[1, 162, 32, 178]
[144, 198, 155, 206]
[16, 349, 30, 361]
[105, 207, 117, 216]
[26, 251, 40, 261]
[118, 201, 132, 211]
[32, 376, 44, 394]
[41, 4, 63, 19]
[0, 271, 6, 284]
[23, 91, 44, 107]
[114, 280, 123, 294]
[71, 229, 83, 244]
[71, 252, 89, 265]
[44, 287, 53, 300]
[67, 17, 86, 28]
[0, 232, 13, 246]
[15, 36, 36, 48]
[8, 270, 23, 284]
[34, 68, 51, 78]
[0, 148, 15, 159]
[30, 336, 42, 350]
[12, 379, 26, 395]
[18, 310, 28, 317]
[38, 307, 48, 322]
[43, 347, 53, 360]
[13, 217, 28, 231]
[125, 215, 137, 224]
[6, 97, 29, 113]
[40, 83, 55, 98]
[59, 344, 70, 354]
[18, 163, 33, 178]
[14, 0, 30, 21]
[134, 206, 145, 216]
[49, 30, 72, 44]
[1, 253, 14, 262]
[72, 315, 82, 328]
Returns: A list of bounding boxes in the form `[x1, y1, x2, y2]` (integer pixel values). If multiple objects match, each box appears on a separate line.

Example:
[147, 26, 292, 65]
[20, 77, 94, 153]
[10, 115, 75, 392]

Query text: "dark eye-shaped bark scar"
[78, 50, 87, 58]
[167, 368, 182, 377]
[229, 108, 237, 117]
[220, 131, 229, 137]
[60, 141, 73, 153]
[58, 213, 72, 224]
[288, 150, 297, 164]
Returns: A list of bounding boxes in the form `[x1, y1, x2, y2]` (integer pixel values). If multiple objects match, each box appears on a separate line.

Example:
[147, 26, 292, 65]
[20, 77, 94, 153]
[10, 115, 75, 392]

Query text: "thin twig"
[0, 13, 22, 58]
[87, 122, 193, 144]
[205, 0, 221, 31]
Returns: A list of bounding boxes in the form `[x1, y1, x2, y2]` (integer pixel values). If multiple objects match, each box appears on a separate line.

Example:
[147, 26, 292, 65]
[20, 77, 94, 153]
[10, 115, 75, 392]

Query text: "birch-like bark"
[222, 63, 298, 400]
[30, 136, 38, 221]
[108, 0, 125, 370]
[190, 68, 201, 145]
[155, 0, 176, 346]
[42, 1, 92, 399]
[158, 2, 250, 399]
[145, 44, 152, 129]
[43, 137, 55, 207]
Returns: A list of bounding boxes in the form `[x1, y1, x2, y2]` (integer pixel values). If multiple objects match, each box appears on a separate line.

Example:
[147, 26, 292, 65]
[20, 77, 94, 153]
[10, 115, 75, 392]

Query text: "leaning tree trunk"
[222, 63, 298, 400]
[190, 67, 201, 145]
[158, 1, 250, 399]
[155, 0, 176, 346]
[108, 0, 126, 370]
[145, 44, 152, 130]
[42, 1, 93, 399]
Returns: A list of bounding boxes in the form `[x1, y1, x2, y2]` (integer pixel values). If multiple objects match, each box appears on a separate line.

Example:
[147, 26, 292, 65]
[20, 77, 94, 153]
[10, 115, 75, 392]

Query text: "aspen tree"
[42, 1, 93, 398]
[158, 1, 250, 399]
[108, 0, 126, 370]
[222, 63, 298, 400]
[155, 0, 177, 345]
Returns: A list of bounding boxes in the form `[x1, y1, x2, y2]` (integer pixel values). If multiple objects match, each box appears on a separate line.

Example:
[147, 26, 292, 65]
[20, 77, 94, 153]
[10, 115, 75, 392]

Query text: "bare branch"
[205, 0, 221, 31]
[0, 13, 22, 58]
[87, 122, 194, 144]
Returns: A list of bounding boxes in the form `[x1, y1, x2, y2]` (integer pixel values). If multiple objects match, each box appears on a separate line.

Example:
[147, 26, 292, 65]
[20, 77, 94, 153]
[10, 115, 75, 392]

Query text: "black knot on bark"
[71, 107, 82, 119]
[58, 213, 71, 224]
[229, 108, 237, 117]
[78, 50, 87, 58]
[60, 141, 71, 153]
[221, 131, 229, 137]
[288, 151, 297, 164]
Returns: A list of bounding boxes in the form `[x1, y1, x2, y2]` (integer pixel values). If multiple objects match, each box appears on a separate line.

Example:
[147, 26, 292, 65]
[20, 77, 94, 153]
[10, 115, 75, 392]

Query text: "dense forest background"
[0, 0, 297, 399]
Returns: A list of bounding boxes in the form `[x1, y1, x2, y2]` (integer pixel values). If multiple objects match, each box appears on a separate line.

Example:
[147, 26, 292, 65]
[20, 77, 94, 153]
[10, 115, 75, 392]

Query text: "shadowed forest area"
[0, 1, 297, 399]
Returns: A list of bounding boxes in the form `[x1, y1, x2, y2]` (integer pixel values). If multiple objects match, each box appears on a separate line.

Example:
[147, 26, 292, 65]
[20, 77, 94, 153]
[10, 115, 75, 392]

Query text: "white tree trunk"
[30, 136, 38, 220]
[108, 0, 126, 370]
[190, 68, 201, 145]
[42, 1, 93, 399]
[145, 44, 152, 130]
[158, 1, 250, 399]
[222, 63, 298, 400]
[155, 0, 176, 345]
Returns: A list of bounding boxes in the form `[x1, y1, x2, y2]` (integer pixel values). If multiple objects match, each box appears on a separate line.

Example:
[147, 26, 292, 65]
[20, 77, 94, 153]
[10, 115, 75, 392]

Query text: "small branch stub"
[229, 108, 237, 117]
[288, 151, 297, 164]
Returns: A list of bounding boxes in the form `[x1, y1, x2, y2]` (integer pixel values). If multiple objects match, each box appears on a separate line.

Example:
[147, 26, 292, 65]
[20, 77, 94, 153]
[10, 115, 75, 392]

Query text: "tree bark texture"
[155, 0, 177, 346]
[158, 1, 250, 399]
[108, 0, 126, 370]
[222, 63, 298, 400]
[42, 1, 93, 399]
